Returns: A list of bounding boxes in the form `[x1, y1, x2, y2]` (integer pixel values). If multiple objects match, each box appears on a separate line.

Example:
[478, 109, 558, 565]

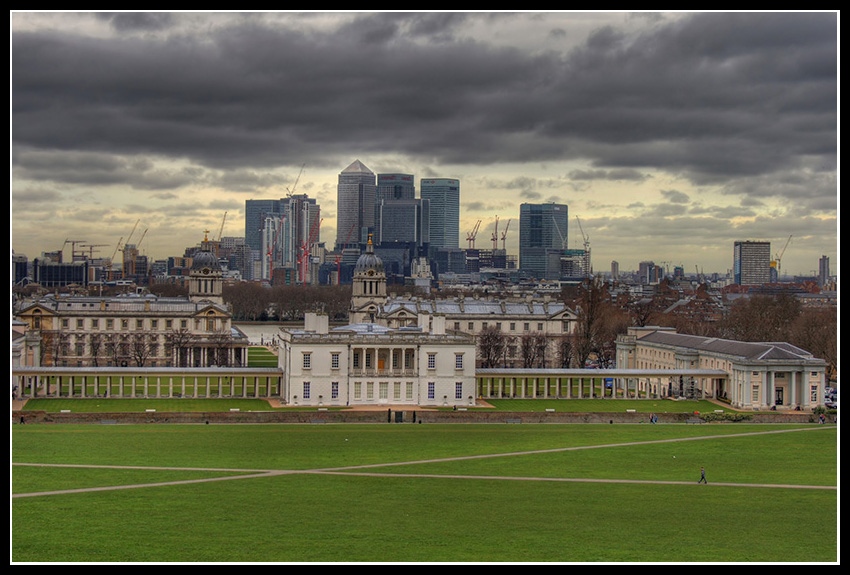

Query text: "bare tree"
[556, 334, 574, 368]
[628, 296, 656, 327]
[89, 333, 104, 367]
[224, 282, 271, 321]
[209, 328, 234, 367]
[520, 332, 548, 368]
[789, 307, 837, 384]
[721, 293, 802, 342]
[104, 333, 131, 367]
[165, 329, 196, 367]
[477, 325, 506, 368]
[129, 333, 154, 367]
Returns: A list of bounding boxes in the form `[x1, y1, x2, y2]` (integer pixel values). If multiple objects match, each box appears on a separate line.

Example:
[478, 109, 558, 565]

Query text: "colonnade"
[475, 370, 722, 400]
[349, 345, 417, 376]
[12, 368, 282, 399]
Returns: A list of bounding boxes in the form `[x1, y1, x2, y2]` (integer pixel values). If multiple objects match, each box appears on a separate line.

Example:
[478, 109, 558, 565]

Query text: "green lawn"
[247, 346, 279, 367]
[12, 423, 837, 563]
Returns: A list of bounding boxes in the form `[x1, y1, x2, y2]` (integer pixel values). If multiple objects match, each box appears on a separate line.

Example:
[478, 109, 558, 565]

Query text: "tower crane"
[80, 244, 109, 259]
[217, 211, 228, 241]
[500, 219, 511, 251]
[64, 239, 88, 261]
[552, 216, 567, 249]
[576, 216, 589, 251]
[286, 164, 306, 198]
[125, 219, 141, 247]
[110, 237, 123, 264]
[774, 234, 792, 280]
[136, 228, 148, 250]
[575, 216, 591, 277]
[466, 219, 482, 249]
[491, 216, 500, 250]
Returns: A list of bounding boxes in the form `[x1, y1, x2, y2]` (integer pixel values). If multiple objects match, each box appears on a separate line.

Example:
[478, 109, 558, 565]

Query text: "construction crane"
[125, 219, 141, 247]
[575, 216, 591, 276]
[491, 216, 500, 250]
[466, 219, 482, 249]
[575, 216, 589, 251]
[64, 239, 87, 261]
[552, 216, 568, 249]
[500, 219, 511, 251]
[217, 211, 228, 241]
[774, 234, 792, 280]
[110, 237, 123, 264]
[136, 228, 148, 250]
[80, 244, 109, 259]
[286, 164, 306, 198]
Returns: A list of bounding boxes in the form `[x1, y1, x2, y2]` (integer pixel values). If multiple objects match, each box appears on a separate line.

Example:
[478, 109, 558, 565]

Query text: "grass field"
[247, 346, 279, 367]
[11, 422, 837, 563]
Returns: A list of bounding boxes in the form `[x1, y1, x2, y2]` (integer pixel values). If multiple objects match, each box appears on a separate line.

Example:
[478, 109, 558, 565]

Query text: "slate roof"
[637, 330, 819, 362]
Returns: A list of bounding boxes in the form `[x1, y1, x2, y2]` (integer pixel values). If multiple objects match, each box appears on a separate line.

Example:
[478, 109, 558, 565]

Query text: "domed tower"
[349, 234, 387, 323]
[189, 233, 224, 305]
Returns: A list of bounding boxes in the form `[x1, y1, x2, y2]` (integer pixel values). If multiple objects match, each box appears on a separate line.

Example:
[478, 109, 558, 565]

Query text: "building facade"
[733, 240, 771, 285]
[279, 312, 478, 408]
[280, 240, 477, 407]
[336, 160, 377, 250]
[245, 199, 280, 253]
[615, 326, 827, 410]
[818, 255, 830, 287]
[420, 178, 460, 251]
[15, 243, 249, 369]
[519, 202, 569, 280]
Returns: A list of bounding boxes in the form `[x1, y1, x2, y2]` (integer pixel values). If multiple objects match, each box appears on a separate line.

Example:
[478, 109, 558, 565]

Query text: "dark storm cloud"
[660, 190, 689, 204]
[96, 12, 175, 32]
[12, 12, 836, 205]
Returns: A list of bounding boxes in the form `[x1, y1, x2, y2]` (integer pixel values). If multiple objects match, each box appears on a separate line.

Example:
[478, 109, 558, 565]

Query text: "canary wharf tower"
[420, 178, 460, 251]
[336, 160, 377, 250]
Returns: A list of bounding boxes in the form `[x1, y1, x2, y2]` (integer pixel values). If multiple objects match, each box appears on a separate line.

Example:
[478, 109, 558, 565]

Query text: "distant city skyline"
[11, 12, 837, 277]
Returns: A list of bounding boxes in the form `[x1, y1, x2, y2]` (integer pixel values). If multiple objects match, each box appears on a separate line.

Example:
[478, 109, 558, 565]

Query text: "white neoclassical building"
[279, 312, 477, 408]
[279, 239, 477, 407]
[14, 241, 249, 369]
[615, 326, 828, 411]
[347, 235, 578, 368]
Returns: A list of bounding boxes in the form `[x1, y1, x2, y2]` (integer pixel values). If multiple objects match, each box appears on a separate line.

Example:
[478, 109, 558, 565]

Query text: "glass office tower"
[519, 203, 569, 280]
[336, 160, 377, 250]
[420, 178, 460, 251]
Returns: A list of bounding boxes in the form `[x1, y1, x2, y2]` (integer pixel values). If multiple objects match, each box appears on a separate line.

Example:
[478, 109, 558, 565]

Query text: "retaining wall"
[12, 409, 825, 425]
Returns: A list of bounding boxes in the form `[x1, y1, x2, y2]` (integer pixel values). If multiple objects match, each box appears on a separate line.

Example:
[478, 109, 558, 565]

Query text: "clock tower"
[189, 233, 224, 305]
[349, 234, 387, 323]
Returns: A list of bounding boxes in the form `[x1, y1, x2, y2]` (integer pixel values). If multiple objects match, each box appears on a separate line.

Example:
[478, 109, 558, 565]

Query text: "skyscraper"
[376, 173, 416, 202]
[245, 199, 280, 253]
[374, 172, 423, 247]
[336, 160, 377, 250]
[818, 255, 830, 287]
[519, 203, 569, 280]
[420, 178, 460, 251]
[733, 240, 771, 285]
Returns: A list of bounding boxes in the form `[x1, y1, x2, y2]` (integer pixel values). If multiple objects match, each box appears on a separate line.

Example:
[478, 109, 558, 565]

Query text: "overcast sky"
[11, 11, 838, 277]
